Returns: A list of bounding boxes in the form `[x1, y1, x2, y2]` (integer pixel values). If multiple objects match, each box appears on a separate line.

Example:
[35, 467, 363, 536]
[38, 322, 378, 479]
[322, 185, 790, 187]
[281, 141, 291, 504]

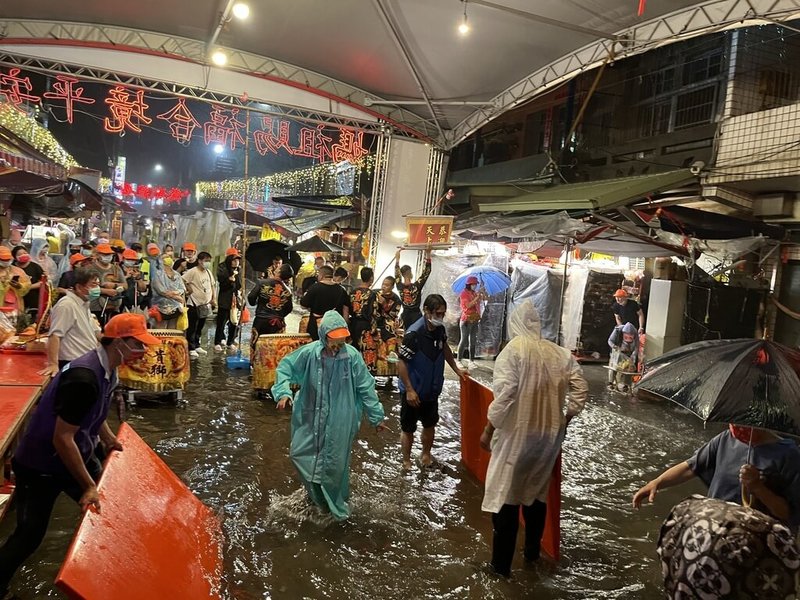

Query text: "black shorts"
[400, 397, 439, 433]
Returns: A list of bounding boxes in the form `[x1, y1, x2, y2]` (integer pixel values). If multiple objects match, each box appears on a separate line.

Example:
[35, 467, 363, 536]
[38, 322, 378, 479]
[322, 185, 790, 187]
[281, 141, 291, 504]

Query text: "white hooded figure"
[481, 299, 588, 576]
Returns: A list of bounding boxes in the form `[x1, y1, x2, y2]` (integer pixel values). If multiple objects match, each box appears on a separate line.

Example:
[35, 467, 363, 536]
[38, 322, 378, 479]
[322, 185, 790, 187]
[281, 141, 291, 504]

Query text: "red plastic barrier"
[0, 385, 42, 456]
[55, 422, 224, 600]
[460, 376, 561, 561]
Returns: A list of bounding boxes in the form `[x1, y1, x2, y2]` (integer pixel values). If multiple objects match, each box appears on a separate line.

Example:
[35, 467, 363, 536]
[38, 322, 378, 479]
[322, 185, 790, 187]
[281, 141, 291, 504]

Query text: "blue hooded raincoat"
[271, 309, 385, 520]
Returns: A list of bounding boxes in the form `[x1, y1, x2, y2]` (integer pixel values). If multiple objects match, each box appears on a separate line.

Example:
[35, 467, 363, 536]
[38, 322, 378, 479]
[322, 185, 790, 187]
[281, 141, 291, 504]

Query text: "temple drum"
[118, 329, 190, 392]
[253, 333, 312, 391]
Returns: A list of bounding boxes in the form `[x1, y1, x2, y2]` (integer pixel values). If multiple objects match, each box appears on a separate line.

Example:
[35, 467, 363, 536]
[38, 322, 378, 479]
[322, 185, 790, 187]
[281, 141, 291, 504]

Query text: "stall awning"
[477, 170, 696, 213]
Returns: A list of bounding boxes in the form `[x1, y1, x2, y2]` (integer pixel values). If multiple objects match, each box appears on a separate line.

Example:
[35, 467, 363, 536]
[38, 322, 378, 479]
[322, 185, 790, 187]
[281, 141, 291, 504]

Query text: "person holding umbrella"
[457, 276, 487, 369]
[214, 248, 243, 352]
[632, 425, 800, 524]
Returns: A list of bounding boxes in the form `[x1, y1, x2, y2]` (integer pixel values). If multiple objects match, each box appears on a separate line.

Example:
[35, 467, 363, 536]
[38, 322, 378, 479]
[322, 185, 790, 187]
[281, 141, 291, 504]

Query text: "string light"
[458, 1, 470, 36]
[0, 102, 79, 168]
[195, 156, 375, 203]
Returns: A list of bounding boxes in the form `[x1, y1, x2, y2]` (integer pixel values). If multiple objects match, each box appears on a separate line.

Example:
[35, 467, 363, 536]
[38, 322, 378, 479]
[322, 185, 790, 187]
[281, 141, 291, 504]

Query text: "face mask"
[99, 254, 113, 264]
[0, 260, 11, 268]
[162, 257, 174, 267]
[428, 317, 445, 327]
[87, 287, 102, 301]
[123, 260, 137, 268]
[202, 261, 212, 269]
[81, 249, 93, 257]
[17, 255, 31, 264]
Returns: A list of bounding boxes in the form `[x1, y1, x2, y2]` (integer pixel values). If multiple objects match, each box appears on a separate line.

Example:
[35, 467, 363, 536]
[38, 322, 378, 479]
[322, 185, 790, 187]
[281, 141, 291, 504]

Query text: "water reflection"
[1, 352, 717, 598]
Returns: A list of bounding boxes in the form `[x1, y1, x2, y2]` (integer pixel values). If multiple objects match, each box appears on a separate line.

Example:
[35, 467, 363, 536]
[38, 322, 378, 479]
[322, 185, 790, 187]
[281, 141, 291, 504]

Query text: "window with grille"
[674, 84, 719, 129]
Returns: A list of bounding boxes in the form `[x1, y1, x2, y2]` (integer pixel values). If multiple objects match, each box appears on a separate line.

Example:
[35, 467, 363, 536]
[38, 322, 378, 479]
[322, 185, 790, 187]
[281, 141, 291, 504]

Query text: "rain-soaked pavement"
[0, 319, 721, 599]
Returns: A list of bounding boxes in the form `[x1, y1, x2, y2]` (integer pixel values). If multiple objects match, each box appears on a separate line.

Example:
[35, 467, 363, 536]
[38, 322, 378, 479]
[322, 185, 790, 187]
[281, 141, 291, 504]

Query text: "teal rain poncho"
[271, 310, 385, 520]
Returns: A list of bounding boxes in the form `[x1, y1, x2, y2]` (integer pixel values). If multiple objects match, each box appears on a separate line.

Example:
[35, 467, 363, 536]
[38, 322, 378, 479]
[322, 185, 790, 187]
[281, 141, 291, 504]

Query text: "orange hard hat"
[183, 242, 197, 251]
[103, 313, 161, 345]
[70, 253, 90, 266]
[613, 289, 628, 298]
[465, 275, 479, 285]
[225, 247, 241, 257]
[121, 249, 139, 261]
[96, 243, 114, 255]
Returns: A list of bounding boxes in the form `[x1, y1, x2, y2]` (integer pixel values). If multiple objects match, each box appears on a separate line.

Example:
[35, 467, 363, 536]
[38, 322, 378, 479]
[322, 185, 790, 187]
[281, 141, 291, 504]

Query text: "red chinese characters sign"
[1, 68, 372, 164]
[118, 183, 191, 203]
[405, 216, 454, 247]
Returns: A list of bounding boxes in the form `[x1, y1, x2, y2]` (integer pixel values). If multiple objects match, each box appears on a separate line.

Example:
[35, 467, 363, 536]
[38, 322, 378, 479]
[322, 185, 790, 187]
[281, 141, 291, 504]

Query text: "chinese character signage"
[119, 331, 190, 392]
[0, 67, 371, 165]
[405, 216, 454, 247]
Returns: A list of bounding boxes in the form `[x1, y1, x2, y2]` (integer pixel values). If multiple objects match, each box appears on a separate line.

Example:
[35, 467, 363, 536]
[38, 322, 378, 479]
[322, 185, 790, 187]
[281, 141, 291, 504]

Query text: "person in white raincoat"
[480, 300, 588, 576]
[272, 309, 387, 520]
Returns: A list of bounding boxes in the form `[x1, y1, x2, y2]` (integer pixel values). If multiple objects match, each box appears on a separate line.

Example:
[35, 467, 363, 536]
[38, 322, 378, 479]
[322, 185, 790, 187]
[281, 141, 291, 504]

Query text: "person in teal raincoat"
[272, 309, 387, 520]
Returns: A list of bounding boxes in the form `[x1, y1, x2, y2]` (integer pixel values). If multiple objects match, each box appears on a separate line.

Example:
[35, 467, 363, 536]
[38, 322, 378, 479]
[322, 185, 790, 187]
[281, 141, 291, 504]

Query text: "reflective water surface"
[2, 331, 716, 599]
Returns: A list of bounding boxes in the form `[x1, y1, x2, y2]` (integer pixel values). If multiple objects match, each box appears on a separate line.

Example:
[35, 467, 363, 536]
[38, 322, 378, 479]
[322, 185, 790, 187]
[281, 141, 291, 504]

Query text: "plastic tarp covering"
[560, 266, 589, 352]
[453, 210, 590, 241]
[424, 253, 508, 358]
[507, 260, 563, 343]
[173, 211, 234, 260]
[656, 232, 774, 271]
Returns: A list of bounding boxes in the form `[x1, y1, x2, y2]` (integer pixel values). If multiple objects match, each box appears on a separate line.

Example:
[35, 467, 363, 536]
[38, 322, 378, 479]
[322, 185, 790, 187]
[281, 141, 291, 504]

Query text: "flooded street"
[1, 329, 718, 599]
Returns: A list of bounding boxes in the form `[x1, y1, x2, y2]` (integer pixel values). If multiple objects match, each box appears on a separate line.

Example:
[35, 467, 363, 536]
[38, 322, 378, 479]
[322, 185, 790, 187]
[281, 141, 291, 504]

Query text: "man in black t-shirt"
[300, 265, 351, 340]
[612, 289, 645, 334]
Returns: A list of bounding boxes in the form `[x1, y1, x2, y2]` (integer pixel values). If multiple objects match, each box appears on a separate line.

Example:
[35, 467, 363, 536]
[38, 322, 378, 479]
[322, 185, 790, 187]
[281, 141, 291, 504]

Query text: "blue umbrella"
[451, 265, 511, 296]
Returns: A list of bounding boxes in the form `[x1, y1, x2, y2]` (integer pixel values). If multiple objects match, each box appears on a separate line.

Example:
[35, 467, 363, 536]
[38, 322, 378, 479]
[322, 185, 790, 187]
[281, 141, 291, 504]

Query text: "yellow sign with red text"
[405, 216, 454, 247]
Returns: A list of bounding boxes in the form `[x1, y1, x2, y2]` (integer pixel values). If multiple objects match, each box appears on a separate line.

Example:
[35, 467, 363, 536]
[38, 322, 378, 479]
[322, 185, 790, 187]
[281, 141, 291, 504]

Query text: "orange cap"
[70, 253, 90, 266]
[146, 243, 160, 256]
[183, 242, 197, 251]
[121, 249, 139, 261]
[225, 247, 241, 257]
[613, 289, 628, 298]
[465, 275, 479, 285]
[96, 243, 114, 255]
[0, 246, 12, 261]
[103, 313, 161, 345]
[327, 327, 350, 339]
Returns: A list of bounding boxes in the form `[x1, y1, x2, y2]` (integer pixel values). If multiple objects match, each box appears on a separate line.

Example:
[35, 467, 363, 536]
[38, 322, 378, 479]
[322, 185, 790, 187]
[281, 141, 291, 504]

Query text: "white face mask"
[0, 260, 11, 268]
[99, 254, 113, 264]
[428, 317, 445, 327]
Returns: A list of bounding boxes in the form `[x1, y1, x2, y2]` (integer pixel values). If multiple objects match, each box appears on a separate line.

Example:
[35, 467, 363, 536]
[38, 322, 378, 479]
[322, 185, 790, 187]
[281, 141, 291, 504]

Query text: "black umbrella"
[634, 339, 800, 437]
[286, 235, 345, 254]
[245, 240, 301, 275]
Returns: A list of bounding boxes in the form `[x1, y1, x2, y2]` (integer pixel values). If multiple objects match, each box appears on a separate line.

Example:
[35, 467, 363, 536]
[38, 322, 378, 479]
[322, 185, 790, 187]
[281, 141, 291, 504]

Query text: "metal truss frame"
[367, 131, 391, 268]
[446, 0, 800, 147]
[0, 19, 441, 142]
[0, 51, 390, 134]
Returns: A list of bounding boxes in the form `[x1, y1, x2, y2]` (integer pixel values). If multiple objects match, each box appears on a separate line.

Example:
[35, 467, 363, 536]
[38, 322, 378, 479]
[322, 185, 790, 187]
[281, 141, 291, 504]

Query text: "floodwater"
[1, 323, 718, 599]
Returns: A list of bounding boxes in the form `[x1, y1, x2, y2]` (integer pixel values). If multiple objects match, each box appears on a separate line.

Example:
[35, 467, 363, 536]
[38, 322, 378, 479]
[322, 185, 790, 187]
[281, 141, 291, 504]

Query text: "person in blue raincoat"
[272, 309, 388, 520]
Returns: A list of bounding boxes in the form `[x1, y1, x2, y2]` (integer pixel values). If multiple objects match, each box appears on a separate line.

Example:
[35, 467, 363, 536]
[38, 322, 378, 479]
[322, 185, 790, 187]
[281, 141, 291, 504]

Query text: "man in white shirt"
[182, 251, 216, 357]
[41, 268, 102, 377]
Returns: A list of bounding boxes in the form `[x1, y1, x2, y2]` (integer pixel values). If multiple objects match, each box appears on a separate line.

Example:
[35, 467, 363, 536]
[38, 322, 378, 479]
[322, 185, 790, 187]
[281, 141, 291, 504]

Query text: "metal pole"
[556, 240, 571, 346]
[237, 109, 250, 351]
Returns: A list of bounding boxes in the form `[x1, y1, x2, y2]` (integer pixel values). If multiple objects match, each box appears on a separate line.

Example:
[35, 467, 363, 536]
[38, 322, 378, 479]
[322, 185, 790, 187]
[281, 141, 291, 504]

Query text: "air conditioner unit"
[753, 193, 794, 217]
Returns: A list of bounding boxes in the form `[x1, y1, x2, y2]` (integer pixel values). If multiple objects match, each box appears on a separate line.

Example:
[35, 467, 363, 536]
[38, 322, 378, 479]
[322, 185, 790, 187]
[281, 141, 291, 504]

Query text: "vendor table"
[0, 352, 49, 388]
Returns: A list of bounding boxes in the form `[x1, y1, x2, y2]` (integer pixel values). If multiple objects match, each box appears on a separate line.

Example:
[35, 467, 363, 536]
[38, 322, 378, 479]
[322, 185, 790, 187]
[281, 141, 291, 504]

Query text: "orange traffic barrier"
[460, 376, 561, 561]
[56, 422, 223, 599]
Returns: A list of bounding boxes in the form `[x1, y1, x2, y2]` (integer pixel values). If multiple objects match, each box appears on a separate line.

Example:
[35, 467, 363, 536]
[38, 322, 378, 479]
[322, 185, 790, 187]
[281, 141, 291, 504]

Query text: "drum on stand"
[252, 333, 312, 392]
[118, 329, 190, 392]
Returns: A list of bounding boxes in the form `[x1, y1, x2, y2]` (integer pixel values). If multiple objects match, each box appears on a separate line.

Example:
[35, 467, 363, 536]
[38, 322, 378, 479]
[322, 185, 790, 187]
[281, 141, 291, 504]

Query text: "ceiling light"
[211, 50, 228, 66]
[232, 3, 250, 20]
[458, 1, 470, 36]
